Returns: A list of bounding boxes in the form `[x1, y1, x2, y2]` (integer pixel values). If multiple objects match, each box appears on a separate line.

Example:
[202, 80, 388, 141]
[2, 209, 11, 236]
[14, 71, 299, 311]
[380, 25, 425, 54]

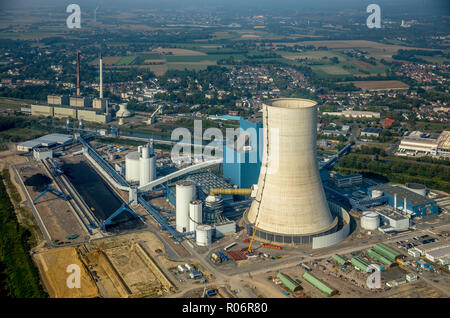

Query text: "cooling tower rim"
[264, 98, 318, 109]
[242, 208, 339, 237]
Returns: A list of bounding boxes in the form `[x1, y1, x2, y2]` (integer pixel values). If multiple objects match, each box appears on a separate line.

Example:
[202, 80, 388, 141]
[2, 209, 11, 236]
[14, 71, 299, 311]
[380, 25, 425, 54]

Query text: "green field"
[117, 55, 138, 65]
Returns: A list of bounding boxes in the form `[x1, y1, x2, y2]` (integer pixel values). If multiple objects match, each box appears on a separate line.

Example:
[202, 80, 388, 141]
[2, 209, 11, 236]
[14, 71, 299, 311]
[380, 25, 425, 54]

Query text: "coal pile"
[24, 174, 52, 192]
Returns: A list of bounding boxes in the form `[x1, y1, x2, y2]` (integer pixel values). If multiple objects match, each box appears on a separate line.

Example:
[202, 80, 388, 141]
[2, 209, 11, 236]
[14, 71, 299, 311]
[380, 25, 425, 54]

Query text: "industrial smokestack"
[245, 98, 335, 244]
[76, 51, 80, 96]
[99, 53, 103, 99]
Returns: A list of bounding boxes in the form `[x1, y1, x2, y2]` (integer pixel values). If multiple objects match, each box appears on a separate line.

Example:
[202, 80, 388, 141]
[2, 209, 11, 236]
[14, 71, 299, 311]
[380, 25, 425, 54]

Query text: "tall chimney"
[99, 53, 103, 99]
[394, 193, 397, 210]
[76, 51, 80, 96]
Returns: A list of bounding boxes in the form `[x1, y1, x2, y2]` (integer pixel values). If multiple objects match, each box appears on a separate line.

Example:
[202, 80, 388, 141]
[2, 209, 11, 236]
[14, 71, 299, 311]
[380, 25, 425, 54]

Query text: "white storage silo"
[361, 211, 380, 230]
[125, 151, 140, 183]
[189, 200, 203, 233]
[196, 224, 213, 246]
[139, 144, 156, 187]
[176, 180, 196, 233]
[406, 183, 427, 197]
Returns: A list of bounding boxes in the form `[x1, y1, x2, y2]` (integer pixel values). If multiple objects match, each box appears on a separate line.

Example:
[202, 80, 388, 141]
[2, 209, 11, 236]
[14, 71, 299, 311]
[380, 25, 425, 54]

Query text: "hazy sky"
[1, 0, 448, 14]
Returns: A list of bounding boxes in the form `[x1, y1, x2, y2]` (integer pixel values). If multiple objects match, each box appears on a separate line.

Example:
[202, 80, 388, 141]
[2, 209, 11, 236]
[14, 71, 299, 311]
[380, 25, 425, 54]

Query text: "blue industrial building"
[222, 118, 262, 189]
[368, 184, 439, 218]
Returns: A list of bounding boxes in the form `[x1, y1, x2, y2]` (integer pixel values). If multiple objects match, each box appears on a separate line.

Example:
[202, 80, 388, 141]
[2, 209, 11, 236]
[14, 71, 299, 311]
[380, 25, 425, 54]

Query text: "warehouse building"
[302, 272, 337, 297]
[277, 272, 302, 292]
[367, 248, 395, 266]
[368, 184, 439, 218]
[17, 133, 73, 152]
[360, 127, 382, 138]
[351, 257, 370, 272]
[372, 243, 402, 262]
[437, 130, 450, 158]
[331, 173, 362, 188]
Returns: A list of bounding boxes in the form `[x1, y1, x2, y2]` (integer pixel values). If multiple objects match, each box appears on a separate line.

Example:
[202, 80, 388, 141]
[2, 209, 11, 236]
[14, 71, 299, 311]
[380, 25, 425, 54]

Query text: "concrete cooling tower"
[244, 98, 339, 245]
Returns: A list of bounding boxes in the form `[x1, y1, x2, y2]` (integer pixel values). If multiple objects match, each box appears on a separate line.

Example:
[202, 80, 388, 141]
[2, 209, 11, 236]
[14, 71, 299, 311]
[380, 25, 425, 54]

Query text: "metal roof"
[18, 133, 72, 150]
[370, 184, 435, 206]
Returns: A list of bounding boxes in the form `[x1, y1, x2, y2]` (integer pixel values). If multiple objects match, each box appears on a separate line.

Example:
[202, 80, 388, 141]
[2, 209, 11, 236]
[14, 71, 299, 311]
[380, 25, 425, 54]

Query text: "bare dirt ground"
[350, 80, 409, 91]
[33, 247, 99, 298]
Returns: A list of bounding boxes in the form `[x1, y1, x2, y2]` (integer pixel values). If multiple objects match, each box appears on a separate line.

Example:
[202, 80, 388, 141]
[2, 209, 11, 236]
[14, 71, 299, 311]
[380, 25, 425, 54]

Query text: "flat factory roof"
[18, 133, 72, 150]
[371, 184, 435, 206]
[426, 246, 450, 260]
[375, 208, 409, 221]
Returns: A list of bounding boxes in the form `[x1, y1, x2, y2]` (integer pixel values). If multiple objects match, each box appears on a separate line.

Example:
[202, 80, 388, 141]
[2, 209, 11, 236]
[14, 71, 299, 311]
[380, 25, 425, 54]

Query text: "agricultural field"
[348, 80, 409, 91]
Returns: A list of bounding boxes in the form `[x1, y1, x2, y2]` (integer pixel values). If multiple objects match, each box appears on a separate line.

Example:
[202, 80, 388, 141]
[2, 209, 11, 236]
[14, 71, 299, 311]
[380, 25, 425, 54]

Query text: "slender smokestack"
[99, 53, 103, 99]
[394, 193, 397, 210]
[76, 51, 80, 96]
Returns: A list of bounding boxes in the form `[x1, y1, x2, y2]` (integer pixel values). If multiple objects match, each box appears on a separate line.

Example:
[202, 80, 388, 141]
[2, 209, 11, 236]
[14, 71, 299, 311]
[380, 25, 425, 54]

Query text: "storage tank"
[245, 98, 334, 242]
[360, 211, 380, 230]
[189, 200, 203, 233]
[196, 224, 213, 246]
[371, 190, 383, 198]
[139, 144, 156, 187]
[176, 180, 196, 233]
[406, 183, 427, 196]
[125, 151, 140, 182]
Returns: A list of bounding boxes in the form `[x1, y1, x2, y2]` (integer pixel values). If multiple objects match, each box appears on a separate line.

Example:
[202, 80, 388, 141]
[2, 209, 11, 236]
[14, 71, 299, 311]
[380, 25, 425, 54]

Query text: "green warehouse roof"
[351, 257, 370, 272]
[302, 272, 337, 297]
[367, 249, 394, 266]
[332, 254, 347, 265]
[277, 272, 301, 292]
[373, 243, 402, 262]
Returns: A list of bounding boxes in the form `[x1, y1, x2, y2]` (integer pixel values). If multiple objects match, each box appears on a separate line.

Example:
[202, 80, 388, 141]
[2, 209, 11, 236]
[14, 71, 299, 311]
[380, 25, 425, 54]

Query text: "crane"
[147, 104, 163, 124]
[247, 221, 260, 255]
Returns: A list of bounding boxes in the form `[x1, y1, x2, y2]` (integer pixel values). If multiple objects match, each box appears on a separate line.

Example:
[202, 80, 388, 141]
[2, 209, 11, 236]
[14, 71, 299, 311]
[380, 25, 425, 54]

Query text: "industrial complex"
[4, 95, 449, 299]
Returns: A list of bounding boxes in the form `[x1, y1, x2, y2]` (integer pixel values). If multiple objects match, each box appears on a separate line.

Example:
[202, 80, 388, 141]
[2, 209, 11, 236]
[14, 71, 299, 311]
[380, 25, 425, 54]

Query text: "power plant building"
[222, 117, 262, 188]
[244, 98, 350, 246]
[368, 184, 438, 217]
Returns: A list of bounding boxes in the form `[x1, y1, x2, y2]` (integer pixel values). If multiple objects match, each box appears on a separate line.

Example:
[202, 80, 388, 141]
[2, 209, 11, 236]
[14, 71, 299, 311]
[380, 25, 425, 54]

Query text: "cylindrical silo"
[189, 200, 203, 233]
[139, 144, 156, 187]
[176, 180, 196, 233]
[196, 224, 213, 246]
[245, 98, 334, 242]
[360, 211, 380, 230]
[125, 151, 140, 183]
[406, 183, 427, 196]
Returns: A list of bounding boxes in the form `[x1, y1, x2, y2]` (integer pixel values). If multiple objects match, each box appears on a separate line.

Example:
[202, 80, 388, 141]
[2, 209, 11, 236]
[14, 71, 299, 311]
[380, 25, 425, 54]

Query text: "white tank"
[196, 224, 213, 246]
[176, 180, 196, 233]
[361, 211, 380, 230]
[371, 190, 383, 198]
[139, 145, 156, 187]
[125, 151, 140, 182]
[189, 200, 203, 233]
[406, 183, 427, 197]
